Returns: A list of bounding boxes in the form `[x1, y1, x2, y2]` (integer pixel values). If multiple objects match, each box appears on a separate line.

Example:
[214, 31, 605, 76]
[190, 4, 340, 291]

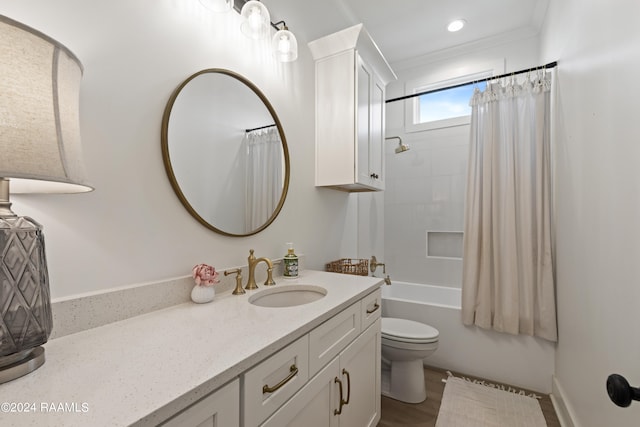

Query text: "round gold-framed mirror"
[161, 69, 290, 237]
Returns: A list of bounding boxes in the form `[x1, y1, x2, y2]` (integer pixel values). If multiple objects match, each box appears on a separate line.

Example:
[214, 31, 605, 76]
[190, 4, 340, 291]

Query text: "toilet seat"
[381, 317, 439, 343]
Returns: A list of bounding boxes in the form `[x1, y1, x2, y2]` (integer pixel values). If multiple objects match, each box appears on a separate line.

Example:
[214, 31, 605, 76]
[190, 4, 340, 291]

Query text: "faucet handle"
[264, 266, 276, 286]
[370, 256, 386, 274]
[225, 268, 245, 295]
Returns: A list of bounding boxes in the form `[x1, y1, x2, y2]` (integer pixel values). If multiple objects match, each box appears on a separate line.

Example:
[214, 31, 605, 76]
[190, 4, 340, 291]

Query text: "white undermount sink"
[248, 284, 327, 308]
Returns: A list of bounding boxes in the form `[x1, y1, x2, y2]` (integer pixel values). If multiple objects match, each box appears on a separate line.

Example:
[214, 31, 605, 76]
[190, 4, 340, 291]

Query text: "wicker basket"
[325, 258, 369, 276]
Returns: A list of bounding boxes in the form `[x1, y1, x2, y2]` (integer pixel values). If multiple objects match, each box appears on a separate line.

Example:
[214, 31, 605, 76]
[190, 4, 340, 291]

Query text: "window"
[404, 69, 495, 133]
[417, 81, 485, 124]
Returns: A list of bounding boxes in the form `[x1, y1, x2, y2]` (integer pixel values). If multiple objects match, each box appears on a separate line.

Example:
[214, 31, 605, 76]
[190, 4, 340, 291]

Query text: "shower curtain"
[244, 127, 283, 231]
[461, 72, 557, 342]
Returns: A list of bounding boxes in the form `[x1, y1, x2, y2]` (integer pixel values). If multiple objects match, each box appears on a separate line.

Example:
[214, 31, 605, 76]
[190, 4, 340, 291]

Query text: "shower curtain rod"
[245, 123, 276, 133]
[385, 61, 557, 104]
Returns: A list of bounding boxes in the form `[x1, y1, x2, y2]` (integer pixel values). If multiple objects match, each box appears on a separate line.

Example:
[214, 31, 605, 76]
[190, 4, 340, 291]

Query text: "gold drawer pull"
[366, 302, 380, 314]
[263, 364, 298, 394]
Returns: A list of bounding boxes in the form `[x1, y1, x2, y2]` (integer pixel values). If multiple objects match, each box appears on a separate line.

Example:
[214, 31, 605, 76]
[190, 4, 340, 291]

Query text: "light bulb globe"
[272, 28, 298, 62]
[240, 1, 271, 39]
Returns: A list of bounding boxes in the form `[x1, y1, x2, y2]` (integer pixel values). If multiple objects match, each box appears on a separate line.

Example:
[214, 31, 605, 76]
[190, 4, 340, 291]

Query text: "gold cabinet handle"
[366, 302, 380, 314]
[342, 369, 351, 405]
[263, 364, 298, 394]
[334, 369, 352, 415]
[334, 376, 345, 415]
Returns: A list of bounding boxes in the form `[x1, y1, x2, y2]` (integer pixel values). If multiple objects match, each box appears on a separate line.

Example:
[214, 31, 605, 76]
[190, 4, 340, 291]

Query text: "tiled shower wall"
[384, 124, 469, 288]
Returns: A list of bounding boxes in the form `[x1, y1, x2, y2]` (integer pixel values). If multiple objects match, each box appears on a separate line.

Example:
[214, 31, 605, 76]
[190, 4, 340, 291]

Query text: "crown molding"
[390, 26, 540, 72]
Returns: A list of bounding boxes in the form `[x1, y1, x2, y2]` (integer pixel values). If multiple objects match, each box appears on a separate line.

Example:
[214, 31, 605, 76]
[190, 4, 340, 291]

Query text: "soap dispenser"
[283, 243, 299, 279]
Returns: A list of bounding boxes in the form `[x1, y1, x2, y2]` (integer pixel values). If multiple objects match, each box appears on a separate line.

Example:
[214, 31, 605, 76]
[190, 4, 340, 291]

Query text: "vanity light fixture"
[240, 0, 271, 39]
[200, 0, 299, 62]
[199, 0, 233, 13]
[447, 19, 466, 32]
[272, 21, 298, 62]
[0, 15, 92, 383]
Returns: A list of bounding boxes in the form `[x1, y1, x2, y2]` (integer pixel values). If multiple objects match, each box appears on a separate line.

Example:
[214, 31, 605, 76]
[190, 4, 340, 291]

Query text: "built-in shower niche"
[426, 231, 463, 259]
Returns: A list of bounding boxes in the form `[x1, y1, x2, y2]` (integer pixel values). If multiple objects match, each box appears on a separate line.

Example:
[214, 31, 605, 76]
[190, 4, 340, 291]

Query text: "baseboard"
[551, 375, 580, 427]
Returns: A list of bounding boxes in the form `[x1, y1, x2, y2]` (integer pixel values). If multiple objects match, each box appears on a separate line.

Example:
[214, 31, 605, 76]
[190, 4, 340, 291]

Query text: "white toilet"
[381, 317, 439, 403]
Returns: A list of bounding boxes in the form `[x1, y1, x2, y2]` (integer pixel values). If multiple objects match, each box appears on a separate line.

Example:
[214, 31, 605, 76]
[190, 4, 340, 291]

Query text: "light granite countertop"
[0, 270, 383, 427]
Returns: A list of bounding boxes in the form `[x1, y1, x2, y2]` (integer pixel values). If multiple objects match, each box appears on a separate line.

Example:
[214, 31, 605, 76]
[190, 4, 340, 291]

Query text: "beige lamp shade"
[0, 15, 92, 194]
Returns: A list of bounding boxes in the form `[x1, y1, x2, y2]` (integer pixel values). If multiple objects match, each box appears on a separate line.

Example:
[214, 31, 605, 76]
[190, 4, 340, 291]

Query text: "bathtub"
[381, 281, 461, 310]
[381, 280, 555, 393]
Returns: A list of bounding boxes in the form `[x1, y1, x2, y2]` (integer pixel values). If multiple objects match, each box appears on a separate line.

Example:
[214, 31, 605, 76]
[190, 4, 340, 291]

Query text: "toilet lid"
[381, 317, 439, 342]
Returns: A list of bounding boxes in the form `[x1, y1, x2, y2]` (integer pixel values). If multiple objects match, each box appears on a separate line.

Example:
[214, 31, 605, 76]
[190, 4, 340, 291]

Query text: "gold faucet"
[370, 255, 392, 285]
[246, 249, 276, 290]
[224, 268, 244, 295]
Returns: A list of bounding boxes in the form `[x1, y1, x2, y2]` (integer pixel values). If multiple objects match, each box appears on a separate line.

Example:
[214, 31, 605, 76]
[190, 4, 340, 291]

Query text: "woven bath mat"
[435, 376, 547, 427]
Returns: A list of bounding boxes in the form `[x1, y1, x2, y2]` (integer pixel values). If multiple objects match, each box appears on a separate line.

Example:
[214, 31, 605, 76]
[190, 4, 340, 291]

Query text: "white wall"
[383, 122, 468, 286]
[1, 0, 358, 299]
[540, 0, 640, 425]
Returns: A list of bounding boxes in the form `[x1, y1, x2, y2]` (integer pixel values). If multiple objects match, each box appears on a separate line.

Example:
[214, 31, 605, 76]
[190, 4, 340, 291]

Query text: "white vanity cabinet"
[257, 289, 382, 427]
[309, 24, 396, 192]
[161, 378, 239, 427]
[158, 287, 382, 427]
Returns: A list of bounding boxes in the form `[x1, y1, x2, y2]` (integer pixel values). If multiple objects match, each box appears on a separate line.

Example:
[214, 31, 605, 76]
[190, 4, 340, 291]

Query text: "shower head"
[386, 136, 410, 154]
[395, 143, 410, 154]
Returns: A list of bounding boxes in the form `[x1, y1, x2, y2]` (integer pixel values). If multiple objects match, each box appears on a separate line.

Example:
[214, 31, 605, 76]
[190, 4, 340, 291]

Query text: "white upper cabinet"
[309, 24, 396, 192]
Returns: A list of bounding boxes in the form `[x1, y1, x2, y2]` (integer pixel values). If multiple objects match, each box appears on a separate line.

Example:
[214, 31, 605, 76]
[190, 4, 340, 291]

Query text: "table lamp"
[0, 15, 92, 383]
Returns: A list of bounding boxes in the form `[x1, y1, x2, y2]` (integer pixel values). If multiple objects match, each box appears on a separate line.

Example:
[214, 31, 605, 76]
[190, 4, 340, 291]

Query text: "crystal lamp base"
[0, 346, 45, 383]
[0, 214, 52, 383]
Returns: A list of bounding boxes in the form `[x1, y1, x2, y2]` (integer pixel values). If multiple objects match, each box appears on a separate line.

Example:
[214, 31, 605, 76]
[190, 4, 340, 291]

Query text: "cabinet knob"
[370, 173, 379, 179]
[607, 374, 640, 407]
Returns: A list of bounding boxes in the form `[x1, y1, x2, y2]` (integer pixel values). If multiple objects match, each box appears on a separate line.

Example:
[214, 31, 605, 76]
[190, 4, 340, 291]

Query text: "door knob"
[607, 374, 640, 407]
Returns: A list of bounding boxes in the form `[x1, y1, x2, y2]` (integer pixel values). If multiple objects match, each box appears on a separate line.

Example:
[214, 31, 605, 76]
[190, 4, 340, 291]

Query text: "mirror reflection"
[162, 69, 290, 236]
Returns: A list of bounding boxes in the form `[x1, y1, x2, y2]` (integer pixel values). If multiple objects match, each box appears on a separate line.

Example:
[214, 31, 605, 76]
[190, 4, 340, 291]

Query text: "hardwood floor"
[377, 366, 561, 427]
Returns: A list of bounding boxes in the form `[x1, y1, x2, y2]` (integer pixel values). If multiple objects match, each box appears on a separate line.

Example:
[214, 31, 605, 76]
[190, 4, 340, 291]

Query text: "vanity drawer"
[162, 378, 239, 427]
[361, 287, 382, 330]
[243, 335, 310, 427]
[308, 301, 361, 376]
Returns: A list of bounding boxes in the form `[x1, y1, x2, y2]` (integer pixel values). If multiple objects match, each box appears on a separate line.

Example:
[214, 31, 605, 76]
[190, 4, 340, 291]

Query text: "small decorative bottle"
[283, 243, 299, 279]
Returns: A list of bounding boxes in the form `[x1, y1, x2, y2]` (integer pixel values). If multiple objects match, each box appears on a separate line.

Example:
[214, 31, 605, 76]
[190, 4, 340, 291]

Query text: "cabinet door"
[261, 357, 340, 427]
[369, 74, 385, 189]
[356, 54, 372, 186]
[356, 54, 385, 190]
[338, 319, 381, 427]
[161, 379, 239, 427]
[309, 301, 361, 376]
